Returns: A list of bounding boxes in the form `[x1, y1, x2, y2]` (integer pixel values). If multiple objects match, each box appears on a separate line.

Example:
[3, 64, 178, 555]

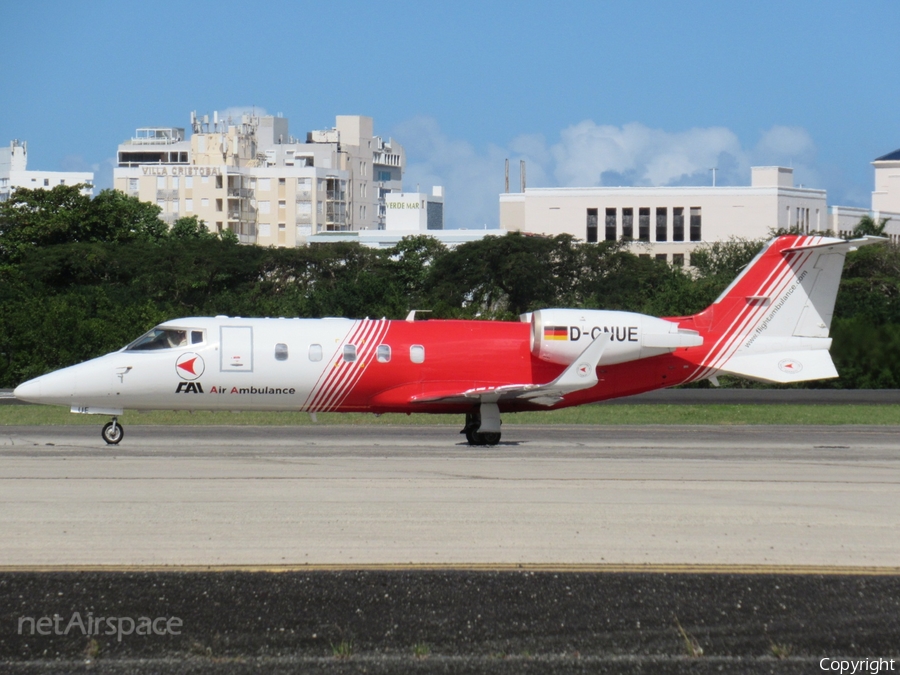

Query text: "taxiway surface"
[1, 424, 898, 567]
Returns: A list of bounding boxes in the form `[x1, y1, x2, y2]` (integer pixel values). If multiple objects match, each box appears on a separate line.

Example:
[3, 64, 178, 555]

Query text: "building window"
[638, 253, 650, 259]
[172, 177, 179, 189]
[622, 208, 634, 239]
[201, 198, 209, 208]
[605, 208, 616, 241]
[128, 178, 139, 192]
[157, 176, 166, 189]
[215, 199, 223, 212]
[672, 253, 685, 267]
[673, 207, 684, 241]
[258, 224, 271, 237]
[278, 200, 286, 210]
[185, 177, 193, 189]
[215, 175, 223, 189]
[655, 254, 667, 262]
[278, 178, 285, 185]
[690, 207, 702, 241]
[376, 344, 391, 363]
[656, 207, 667, 242]
[172, 199, 179, 213]
[186, 199, 193, 212]
[258, 201, 271, 214]
[638, 208, 650, 241]
[586, 208, 598, 243]
[43, 178, 49, 186]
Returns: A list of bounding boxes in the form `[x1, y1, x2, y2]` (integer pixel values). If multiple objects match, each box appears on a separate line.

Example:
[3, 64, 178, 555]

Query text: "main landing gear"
[101, 417, 124, 445]
[461, 403, 502, 446]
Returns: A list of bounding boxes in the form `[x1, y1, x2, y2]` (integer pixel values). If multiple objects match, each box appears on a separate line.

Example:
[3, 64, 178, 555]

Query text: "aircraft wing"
[410, 333, 610, 407]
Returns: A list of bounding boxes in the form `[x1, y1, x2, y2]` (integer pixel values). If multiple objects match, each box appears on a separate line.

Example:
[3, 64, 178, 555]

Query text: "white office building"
[0, 140, 93, 202]
[500, 166, 826, 263]
[831, 148, 900, 242]
[384, 188, 444, 231]
[113, 112, 404, 246]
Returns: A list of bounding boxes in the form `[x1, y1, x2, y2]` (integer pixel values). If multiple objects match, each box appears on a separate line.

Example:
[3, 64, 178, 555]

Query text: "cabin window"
[191, 330, 204, 344]
[376, 344, 391, 363]
[410, 344, 425, 364]
[309, 344, 323, 362]
[274, 343, 288, 361]
[126, 327, 188, 351]
[343, 345, 357, 362]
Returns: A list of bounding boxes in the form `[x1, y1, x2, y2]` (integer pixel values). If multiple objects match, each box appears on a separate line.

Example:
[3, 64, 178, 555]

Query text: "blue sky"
[3, 0, 898, 229]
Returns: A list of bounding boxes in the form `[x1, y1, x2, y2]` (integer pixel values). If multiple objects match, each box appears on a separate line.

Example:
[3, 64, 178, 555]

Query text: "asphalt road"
[1, 424, 898, 568]
[2, 424, 899, 673]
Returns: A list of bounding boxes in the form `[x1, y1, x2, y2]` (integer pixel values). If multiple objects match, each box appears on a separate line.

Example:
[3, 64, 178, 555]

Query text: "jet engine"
[523, 309, 703, 366]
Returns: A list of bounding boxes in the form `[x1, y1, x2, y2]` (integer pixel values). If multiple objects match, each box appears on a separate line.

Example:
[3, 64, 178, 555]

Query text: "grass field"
[2, 404, 900, 426]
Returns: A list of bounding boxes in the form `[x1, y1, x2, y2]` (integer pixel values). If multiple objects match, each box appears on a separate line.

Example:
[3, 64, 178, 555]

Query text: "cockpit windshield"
[126, 327, 189, 351]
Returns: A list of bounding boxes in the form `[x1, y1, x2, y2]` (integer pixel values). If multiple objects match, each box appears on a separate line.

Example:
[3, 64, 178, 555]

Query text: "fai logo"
[778, 359, 803, 374]
[175, 382, 204, 394]
[175, 353, 205, 380]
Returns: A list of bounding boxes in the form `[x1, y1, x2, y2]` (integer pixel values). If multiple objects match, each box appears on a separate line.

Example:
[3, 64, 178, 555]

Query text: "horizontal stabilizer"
[717, 349, 838, 384]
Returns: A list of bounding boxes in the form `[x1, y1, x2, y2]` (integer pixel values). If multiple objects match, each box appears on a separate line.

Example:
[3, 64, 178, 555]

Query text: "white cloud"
[60, 155, 116, 190]
[393, 118, 830, 229]
[394, 117, 508, 230]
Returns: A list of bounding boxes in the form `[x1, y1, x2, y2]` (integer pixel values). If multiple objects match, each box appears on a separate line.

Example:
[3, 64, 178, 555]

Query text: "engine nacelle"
[524, 309, 703, 366]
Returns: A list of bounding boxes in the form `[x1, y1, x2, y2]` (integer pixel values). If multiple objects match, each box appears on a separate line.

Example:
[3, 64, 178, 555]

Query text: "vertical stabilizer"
[689, 235, 883, 384]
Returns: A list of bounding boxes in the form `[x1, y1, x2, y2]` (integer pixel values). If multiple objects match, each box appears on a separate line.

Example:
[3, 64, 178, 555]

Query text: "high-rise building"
[113, 112, 404, 246]
[0, 140, 93, 202]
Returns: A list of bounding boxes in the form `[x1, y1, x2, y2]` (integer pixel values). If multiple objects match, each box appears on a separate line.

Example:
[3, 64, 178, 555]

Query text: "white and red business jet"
[14, 235, 878, 445]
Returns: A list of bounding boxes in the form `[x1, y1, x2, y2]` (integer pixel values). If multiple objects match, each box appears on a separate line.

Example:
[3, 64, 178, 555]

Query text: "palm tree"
[853, 214, 888, 237]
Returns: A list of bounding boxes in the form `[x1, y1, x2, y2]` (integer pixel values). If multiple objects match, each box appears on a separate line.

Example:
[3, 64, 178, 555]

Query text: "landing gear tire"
[474, 431, 501, 446]
[101, 419, 124, 445]
[462, 412, 501, 446]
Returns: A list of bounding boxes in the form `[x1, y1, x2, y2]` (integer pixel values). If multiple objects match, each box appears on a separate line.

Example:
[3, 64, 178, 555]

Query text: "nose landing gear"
[101, 417, 124, 445]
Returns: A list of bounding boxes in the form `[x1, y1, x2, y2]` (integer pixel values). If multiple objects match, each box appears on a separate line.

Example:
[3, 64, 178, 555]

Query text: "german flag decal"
[544, 326, 568, 341]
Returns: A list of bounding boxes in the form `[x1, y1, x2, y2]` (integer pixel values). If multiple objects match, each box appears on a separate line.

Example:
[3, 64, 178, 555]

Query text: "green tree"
[852, 214, 888, 238]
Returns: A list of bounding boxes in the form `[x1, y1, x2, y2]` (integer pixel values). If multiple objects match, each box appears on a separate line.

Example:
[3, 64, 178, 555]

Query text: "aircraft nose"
[14, 368, 76, 405]
[13, 377, 42, 402]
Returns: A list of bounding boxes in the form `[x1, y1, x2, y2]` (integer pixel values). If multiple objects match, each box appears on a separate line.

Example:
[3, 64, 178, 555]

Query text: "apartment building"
[113, 112, 404, 246]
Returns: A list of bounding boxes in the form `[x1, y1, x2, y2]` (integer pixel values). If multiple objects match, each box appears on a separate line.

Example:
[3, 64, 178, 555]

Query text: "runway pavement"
[1, 424, 898, 568]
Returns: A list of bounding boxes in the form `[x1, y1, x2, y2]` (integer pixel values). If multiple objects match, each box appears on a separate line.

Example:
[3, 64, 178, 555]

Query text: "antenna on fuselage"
[405, 310, 433, 322]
